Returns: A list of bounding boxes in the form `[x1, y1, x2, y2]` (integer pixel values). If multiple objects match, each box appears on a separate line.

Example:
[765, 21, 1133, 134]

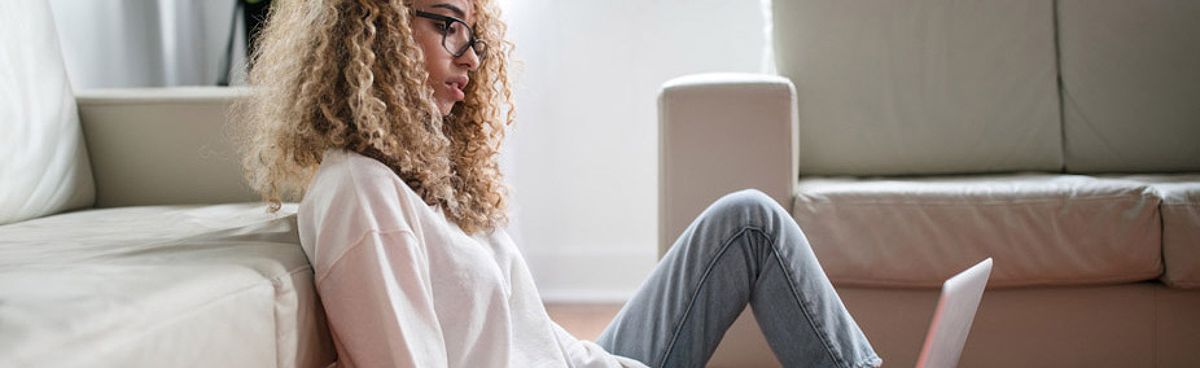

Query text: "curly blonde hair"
[234, 0, 514, 234]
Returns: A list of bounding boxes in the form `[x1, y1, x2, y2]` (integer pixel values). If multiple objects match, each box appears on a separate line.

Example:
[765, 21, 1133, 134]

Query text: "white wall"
[501, 0, 772, 302]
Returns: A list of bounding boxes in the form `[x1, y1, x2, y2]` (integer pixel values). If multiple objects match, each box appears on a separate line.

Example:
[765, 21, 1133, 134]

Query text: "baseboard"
[525, 246, 658, 304]
[538, 290, 632, 304]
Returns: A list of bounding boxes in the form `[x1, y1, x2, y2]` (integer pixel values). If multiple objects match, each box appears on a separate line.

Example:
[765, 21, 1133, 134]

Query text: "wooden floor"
[543, 303, 623, 341]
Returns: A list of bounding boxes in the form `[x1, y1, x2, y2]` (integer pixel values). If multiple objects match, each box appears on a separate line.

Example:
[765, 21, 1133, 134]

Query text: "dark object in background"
[243, 0, 271, 60]
[218, 0, 272, 86]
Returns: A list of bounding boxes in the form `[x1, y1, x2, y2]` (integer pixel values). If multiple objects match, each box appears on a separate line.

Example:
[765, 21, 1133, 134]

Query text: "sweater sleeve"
[315, 230, 448, 368]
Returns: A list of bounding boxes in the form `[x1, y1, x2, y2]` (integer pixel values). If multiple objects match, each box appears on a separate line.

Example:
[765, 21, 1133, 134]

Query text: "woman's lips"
[446, 76, 469, 101]
[446, 82, 465, 100]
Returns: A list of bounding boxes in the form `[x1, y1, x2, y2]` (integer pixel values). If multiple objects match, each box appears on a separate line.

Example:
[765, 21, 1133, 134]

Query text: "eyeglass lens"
[443, 21, 485, 58]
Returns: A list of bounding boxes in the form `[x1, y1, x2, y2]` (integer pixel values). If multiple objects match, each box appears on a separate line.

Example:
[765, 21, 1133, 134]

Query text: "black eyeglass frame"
[413, 10, 487, 60]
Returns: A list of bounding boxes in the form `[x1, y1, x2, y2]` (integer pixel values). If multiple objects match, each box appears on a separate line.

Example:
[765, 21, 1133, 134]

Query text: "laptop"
[913, 258, 993, 368]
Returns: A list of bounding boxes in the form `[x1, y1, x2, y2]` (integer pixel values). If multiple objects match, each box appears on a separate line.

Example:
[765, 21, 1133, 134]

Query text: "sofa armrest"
[76, 87, 259, 207]
[658, 73, 799, 256]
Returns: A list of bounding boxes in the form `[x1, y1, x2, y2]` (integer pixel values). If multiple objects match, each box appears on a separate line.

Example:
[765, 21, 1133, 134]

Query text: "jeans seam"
[756, 227, 851, 368]
[657, 227, 752, 367]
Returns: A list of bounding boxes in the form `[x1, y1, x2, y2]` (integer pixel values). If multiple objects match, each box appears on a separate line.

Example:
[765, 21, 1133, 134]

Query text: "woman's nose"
[457, 47, 480, 71]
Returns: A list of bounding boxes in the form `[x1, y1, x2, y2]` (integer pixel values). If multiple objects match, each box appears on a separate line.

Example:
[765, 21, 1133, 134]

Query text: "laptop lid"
[914, 258, 993, 368]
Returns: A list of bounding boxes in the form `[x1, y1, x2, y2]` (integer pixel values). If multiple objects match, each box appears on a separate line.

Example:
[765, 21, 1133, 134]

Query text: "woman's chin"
[440, 101, 463, 117]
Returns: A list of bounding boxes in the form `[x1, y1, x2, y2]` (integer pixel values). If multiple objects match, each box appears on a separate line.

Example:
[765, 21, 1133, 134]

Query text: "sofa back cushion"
[1058, 0, 1200, 173]
[0, 0, 95, 225]
[773, 0, 1062, 176]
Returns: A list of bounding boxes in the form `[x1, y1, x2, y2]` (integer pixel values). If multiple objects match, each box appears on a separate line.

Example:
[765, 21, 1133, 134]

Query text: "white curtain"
[500, 0, 773, 301]
[49, 0, 242, 90]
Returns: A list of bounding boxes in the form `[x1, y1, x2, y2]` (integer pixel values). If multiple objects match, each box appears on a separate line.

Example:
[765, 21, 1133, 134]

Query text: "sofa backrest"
[773, 0, 1200, 177]
[774, 0, 1062, 176]
[0, 0, 96, 225]
[76, 88, 261, 207]
[1057, 0, 1200, 173]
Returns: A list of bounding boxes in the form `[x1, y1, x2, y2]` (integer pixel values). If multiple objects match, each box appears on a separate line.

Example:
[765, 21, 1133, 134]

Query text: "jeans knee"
[712, 189, 787, 221]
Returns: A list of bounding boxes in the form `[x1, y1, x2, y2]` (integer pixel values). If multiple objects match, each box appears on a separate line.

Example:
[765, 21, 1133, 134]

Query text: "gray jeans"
[596, 190, 882, 368]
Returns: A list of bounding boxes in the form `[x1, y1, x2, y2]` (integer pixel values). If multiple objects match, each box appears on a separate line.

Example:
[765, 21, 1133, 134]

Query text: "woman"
[236, 0, 881, 367]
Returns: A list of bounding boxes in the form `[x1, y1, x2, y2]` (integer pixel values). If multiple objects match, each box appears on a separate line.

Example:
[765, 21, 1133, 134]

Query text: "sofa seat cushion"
[0, 204, 334, 367]
[792, 174, 1161, 288]
[1112, 174, 1200, 288]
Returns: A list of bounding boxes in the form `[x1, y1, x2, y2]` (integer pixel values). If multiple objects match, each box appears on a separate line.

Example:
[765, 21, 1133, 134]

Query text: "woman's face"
[411, 0, 481, 116]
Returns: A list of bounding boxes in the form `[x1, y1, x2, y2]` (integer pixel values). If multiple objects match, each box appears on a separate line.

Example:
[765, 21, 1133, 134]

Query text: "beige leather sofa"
[1, 1, 335, 366]
[660, 1, 1200, 367]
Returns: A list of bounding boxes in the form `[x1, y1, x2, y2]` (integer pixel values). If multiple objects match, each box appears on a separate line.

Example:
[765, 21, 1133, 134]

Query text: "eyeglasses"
[413, 10, 487, 60]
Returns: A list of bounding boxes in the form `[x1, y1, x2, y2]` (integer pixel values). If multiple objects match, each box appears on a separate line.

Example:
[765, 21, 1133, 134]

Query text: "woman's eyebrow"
[430, 3, 466, 19]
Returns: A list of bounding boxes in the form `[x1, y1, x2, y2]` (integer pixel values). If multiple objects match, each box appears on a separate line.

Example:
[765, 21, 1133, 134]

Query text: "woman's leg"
[596, 189, 881, 368]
